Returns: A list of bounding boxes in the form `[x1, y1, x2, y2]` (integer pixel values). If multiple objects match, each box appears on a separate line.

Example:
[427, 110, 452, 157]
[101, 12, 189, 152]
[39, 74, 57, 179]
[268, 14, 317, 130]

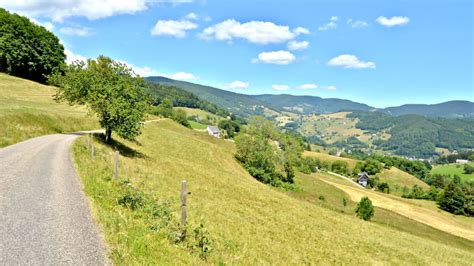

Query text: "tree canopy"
[49, 56, 150, 142]
[0, 8, 65, 83]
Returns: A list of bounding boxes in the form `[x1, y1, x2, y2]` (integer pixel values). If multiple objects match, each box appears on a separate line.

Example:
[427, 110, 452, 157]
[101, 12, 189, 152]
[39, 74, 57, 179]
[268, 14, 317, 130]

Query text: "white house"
[456, 159, 469, 164]
[207, 125, 220, 138]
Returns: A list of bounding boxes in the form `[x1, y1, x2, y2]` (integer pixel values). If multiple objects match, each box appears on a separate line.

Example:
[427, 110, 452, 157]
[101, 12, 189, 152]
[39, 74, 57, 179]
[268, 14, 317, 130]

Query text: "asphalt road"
[0, 133, 106, 265]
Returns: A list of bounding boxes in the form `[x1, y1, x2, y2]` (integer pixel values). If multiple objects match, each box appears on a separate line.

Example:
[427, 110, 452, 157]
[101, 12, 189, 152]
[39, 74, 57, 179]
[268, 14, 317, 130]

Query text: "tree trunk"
[105, 128, 112, 143]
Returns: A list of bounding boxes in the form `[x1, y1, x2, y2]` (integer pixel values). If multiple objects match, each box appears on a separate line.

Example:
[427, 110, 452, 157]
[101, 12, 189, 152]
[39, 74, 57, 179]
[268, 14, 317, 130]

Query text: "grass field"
[188, 120, 208, 129]
[318, 172, 474, 241]
[290, 172, 473, 251]
[72, 119, 474, 264]
[431, 163, 474, 181]
[378, 167, 430, 196]
[0, 73, 98, 147]
[304, 151, 359, 170]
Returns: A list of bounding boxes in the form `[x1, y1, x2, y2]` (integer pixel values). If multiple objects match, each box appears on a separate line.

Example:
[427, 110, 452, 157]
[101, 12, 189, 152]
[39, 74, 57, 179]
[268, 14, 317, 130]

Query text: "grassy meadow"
[431, 163, 474, 181]
[72, 119, 474, 264]
[0, 73, 98, 147]
[378, 167, 430, 196]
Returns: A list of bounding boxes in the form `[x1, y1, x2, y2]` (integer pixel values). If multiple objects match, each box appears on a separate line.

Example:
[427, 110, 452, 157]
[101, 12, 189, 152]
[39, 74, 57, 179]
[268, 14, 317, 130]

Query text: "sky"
[1, 0, 473, 108]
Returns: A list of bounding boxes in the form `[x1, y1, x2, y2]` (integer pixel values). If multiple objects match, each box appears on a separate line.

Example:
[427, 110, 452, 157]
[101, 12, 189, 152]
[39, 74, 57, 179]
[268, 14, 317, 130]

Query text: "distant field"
[431, 163, 474, 181]
[304, 151, 358, 170]
[188, 120, 207, 129]
[72, 120, 474, 264]
[176, 107, 221, 121]
[378, 167, 430, 196]
[0, 73, 98, 147]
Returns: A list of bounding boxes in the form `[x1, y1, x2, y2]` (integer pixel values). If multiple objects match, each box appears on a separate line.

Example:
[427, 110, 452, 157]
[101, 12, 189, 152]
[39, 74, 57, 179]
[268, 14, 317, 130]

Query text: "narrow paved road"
[0, 134, 106, 264]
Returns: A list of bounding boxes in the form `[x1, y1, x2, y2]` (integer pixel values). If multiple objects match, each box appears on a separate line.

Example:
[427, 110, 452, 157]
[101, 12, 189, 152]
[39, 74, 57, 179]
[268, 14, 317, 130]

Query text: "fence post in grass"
[181, 180, 187, 238]
[86, 133, 90, 151]
[91, 135, 95, 161]
[114, 150, 119, 181]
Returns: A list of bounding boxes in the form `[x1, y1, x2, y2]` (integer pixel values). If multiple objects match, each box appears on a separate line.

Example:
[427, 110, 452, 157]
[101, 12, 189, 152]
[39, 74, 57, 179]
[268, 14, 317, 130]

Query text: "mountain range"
[146, 76, 474, 118]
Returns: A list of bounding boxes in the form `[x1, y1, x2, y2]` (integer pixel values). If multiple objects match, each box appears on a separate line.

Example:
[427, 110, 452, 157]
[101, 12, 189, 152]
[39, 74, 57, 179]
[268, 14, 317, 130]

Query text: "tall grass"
[73, 120, 474, 264]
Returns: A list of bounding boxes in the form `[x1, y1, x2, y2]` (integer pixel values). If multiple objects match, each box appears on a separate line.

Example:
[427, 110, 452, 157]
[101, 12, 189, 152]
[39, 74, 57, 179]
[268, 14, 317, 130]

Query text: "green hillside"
[72, 120, 473, 264]
[0, 73, 98, 147]
[385, 101, 474, 118]
[431, 163, 474, 181]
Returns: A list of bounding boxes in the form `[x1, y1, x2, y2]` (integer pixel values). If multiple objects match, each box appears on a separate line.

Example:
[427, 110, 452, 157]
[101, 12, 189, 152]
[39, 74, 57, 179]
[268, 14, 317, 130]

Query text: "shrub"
[318, 195, 326, 201]
[376, 182, 390, 194]
[355, 197, 374, 221]
[191, 224, 212, 260]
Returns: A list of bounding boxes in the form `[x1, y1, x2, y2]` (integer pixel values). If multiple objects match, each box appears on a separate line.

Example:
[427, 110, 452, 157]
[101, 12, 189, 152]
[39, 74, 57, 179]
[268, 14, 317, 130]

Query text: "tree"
[464, 164, 474, 174]
[49, 56, 150, 143]
[154, 98, 174, 118]
[331, 160, 349, 175]
[0, 8, 65, 83]
[173, 108, 190, 128]
[355, 197, 374, 221]
[438, 180, 466, 215]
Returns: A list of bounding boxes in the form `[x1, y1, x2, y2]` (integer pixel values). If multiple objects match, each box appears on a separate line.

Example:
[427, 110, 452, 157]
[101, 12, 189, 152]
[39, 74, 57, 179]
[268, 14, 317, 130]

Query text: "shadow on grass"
[92, 133, 148, 159]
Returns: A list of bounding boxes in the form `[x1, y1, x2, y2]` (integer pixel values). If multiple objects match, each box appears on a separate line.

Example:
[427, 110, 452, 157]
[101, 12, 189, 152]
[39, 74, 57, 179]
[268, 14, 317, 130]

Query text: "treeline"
[348, 111, 474, 158]
[436, 151, 474, 164]
[145, 82, 228, 117]
[0, 8, 65, 83]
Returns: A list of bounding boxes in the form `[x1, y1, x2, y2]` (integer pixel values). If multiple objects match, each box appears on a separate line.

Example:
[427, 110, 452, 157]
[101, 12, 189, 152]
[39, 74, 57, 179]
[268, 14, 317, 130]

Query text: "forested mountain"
[348, 111, 474, 158]
[146, 76, 272, 117]
[384, 101, 474, 118]
[252, 94, 373, 114]
[144, 81, 228, 116]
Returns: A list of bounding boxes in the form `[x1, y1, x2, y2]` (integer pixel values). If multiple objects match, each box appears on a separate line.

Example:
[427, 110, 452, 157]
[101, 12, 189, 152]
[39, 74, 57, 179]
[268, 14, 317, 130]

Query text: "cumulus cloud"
[327, 54, 376, 69]
[199, 19, 302, 44]
[318, 16, 338, 31]
[287, 40, 309, 51]
[30, 18, 54, 31]
[252, 50, 296, 65]
[325, 85, 337, 90]
[60, 26, 93, 36]
[272, 84, 290, 91]
[0, 0, 194, 21]
[298, 84, 317, 89]
[293, 27, 310, 35]
[224, 80, 249, 89]
[376, 16, 410, 27]
[184, 12, 198, 20]
[347, 19, 368, 28]
[150, 19, 198, 37]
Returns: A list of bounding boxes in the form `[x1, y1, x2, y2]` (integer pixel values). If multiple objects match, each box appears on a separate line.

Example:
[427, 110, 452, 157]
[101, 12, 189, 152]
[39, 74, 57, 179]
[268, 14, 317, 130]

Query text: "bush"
[355, 197, 374, 221]
[464, 164, 474, 174]
[331, 160, 349, 175]
[376, 182, 390, 193]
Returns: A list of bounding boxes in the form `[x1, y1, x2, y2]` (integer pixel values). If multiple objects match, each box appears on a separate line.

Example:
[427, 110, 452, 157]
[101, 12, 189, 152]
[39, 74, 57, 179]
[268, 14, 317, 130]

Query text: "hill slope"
[0, 73, 98, 147]
[72, 120, 473, 264]
[385, 100, 474, 118]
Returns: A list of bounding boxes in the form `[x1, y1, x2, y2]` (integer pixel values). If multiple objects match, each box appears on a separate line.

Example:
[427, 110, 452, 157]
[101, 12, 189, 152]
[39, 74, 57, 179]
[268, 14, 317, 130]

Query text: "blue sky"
[2, 0, 472, 107]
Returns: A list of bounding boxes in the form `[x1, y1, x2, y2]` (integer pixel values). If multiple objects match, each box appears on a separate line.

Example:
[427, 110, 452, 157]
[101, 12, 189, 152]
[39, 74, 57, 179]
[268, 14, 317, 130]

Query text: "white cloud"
[150, 19, 198, 37]
[318, 16, 338, 31]
[376, 16, 410, 27]
[293, 27, 310, 35]
[287, 40, 309, 51]
[347, 19, 368, 28]
[65, 49, 88, 65]
[169, 72, 197, 80]
[272, 84, 290, 91]
[199, 19, 301, 44]
[30, 18, 54, 31]
[224, 80, 249, 89]
[298, 84, 317, 89]
[184, 12, 198, 20]
[322, 85, 337, 90]
[0, 0, 194, 22]
[327, 54, 376, 69]
[252, 50, 296, 65]
[60, 26, 93, 36]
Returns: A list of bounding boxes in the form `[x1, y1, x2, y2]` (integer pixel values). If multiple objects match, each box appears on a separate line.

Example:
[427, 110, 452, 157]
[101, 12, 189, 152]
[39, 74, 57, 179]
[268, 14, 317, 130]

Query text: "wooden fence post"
[181, 180, 187, 237]
[91, 136, 95, 161]
[114, 150, 119, 181]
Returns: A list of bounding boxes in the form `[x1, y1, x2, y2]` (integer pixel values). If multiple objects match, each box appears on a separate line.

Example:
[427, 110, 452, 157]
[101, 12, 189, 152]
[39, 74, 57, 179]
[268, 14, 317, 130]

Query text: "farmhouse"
[357, 172, 370, 187]
[456, 159, 470, 164]
[207, 125, 221, 138]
